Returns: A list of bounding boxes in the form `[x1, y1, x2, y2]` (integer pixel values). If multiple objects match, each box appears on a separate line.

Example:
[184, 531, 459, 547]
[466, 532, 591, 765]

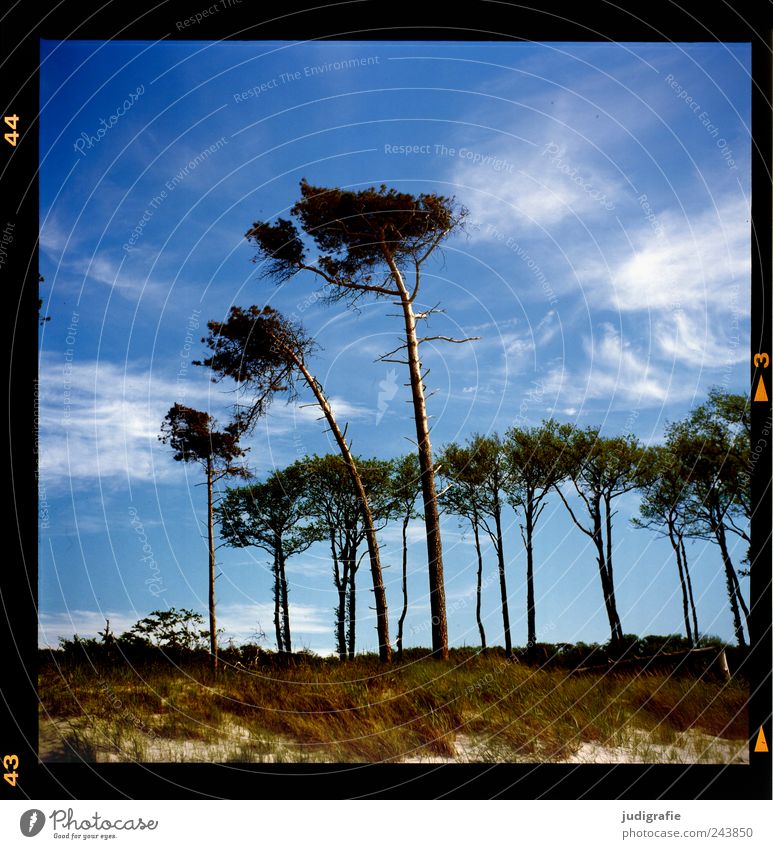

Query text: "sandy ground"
[39, 717, 748, 765]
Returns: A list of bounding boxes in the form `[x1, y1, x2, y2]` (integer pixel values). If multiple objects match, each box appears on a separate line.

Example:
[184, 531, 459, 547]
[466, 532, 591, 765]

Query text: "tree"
[159, 403, 247, 670]
[388, 454, 423, 659]
[196, 305, 392, 662]
[553, 425, 644, 648]
[663, 392, 750, 647]
[440, 434, 512, 656]
[218, 466, 321, 654]
[246, 181, 474, 659]
[126, 608, 208, 651]
[438, 441, 489, 651]
[633, 445, 700, 645]
[298, 454, 393, 659]
[502, 422, 567, 651]
[700, 388, 751, 557]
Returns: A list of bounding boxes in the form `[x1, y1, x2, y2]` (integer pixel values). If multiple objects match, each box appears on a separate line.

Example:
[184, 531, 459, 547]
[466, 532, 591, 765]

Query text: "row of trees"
[158, 180, 751, 668]
[162, 394, 750, 666]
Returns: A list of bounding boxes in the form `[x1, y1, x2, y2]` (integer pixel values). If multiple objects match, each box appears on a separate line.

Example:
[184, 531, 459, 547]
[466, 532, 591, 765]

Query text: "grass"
[38, 649, 749, 764]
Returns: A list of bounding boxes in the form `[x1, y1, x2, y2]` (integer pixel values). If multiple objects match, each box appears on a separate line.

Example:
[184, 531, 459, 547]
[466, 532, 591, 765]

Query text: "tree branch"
[417, 335, 480, 345]
[554, 484, 594, 539]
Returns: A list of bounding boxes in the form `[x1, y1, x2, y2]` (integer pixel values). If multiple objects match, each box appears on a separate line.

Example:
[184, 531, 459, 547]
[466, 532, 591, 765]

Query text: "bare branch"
[376, 341, 409, 361]
[417, 335, 480, 345]
[554, 484, 595, 539]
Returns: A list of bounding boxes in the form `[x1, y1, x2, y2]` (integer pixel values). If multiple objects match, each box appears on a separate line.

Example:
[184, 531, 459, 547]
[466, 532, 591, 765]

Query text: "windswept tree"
[389, 453, 423, 659]
[553, 426, 644, 648]
[502, 422, 567, 651]
[698, 389, 752, 557]
[664, 392, 750, 647]
[126, 608, 208, 652]
[298, 454, 393, 660]
[438, 441, 489, 651]
[633, 445, 700, 646]
[246, 181, 474, 659]
[195, 305, 392, 661]
[218, 466, 321, 654]
[159, 403, 247, 670]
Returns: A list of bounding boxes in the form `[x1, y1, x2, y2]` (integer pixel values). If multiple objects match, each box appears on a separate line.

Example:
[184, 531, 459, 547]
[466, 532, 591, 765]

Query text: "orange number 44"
[4, 115, 19, 146]
[3, 754, 19, 787]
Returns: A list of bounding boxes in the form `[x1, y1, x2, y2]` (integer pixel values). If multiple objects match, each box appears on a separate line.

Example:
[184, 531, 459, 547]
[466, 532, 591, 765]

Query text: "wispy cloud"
[541, 322, 693, 410]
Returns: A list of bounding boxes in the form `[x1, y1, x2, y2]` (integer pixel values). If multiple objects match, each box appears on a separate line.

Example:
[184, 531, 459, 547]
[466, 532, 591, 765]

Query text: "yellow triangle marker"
[754, 727, 768, 753]
[754, 375, 768, 403]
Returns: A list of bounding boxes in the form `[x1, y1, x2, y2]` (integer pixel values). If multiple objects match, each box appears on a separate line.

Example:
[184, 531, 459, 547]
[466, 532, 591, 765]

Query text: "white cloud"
[454, 137, 621, 235]
[38, 609, 140, 648]
[217, 602, 331, 639]
[605, 199, 750, 314]
[38, 356, 218, 488]
[541, 323, 693, 410]
[38, 355, 374, 490]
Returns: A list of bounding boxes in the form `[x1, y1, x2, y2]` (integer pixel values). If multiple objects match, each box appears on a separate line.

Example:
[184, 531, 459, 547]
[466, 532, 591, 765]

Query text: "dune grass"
[38, 649, 748, 764]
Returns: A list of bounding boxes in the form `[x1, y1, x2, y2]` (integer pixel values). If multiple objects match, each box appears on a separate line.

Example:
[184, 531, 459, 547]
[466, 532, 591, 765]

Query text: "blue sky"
[38, 39, 751, 654]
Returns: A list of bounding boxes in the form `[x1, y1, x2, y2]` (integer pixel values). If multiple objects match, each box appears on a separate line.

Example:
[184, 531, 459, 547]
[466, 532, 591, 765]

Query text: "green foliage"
[218, 464, 321, 556]
[501, 421, 569, 512]
[127, 608, 209, 651]
[438, 434, 508, 530]
[388, 453, 423, 518]
[296, 453, 395, 533]
[663, 388, 750, 539]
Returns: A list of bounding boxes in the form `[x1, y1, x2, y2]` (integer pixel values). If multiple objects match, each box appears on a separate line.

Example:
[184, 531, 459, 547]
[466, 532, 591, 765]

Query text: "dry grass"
[38, 650, 749, 764]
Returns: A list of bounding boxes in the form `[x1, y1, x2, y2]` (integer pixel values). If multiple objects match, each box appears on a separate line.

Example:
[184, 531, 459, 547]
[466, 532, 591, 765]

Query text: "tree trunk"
[347, 540, 357, 661]
[726, 541, 751, 627]
[493, 493, 512, 658]
[668, 523, 693, 645]
[472, 512, 486, 651]
[331, 533, 347, 661]
[593, 496, 619, 646]
[396, 514, 410, 659]
[603, 494, 623, 645]
[714, 517, 747, 647]
[524, 504, 536, 650]
[278, 545, 292, 654]
[387, 254, 448, 659]
[288, 350, 392, 662]
[272, 549, 283, 653]
[680, 537, 700, 643]
[206, 456, 218, 671]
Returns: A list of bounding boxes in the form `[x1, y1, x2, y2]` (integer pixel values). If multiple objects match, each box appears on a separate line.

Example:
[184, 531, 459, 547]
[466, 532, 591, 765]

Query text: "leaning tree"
[663, 394, 750, 647]
[245, 181, 474, 659]
[195, 304, 392, 662]
[159, 403, 248, 670]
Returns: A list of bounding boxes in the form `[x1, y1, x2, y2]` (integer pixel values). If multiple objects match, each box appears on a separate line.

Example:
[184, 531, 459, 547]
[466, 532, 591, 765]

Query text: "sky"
[38, 39, 751, 655]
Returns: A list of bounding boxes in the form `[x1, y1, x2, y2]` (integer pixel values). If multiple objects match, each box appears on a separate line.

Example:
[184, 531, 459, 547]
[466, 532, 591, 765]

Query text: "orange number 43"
[3, 754, 19, 787]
